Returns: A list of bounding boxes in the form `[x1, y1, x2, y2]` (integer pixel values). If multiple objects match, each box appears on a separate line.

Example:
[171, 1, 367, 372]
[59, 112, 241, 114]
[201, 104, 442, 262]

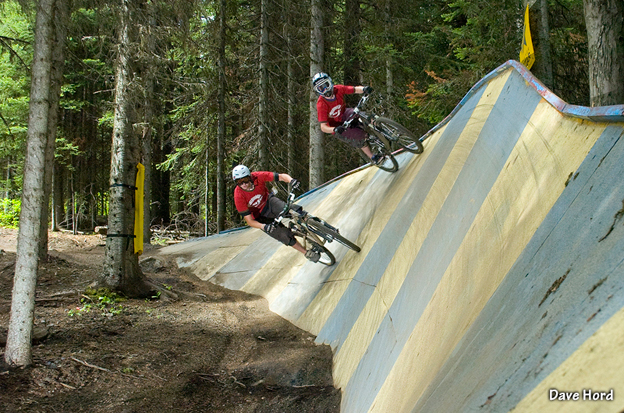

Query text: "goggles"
[314, 79, 333, 96]
[236, 176, 253, 186]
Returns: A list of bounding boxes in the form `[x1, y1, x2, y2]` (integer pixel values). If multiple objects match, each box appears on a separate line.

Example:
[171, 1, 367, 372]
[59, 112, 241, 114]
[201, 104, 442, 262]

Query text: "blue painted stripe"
[418, 125, 624, 412]
[342, 70, 543, 413]
[212, 235, 283, 289]
[271, 152, 418, 322]
[315, 84, 488, 350]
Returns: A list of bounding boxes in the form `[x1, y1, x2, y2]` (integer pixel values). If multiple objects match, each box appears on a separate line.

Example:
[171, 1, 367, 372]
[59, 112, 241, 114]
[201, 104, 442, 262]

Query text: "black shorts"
[257, 195, 297, 247]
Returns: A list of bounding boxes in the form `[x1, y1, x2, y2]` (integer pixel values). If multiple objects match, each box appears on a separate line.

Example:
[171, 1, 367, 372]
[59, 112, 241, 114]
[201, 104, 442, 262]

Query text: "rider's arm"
[243, 214, 266, 231]
[277, 173, 295, 184]
[354, 86, 366, 94]
[320, 121, 336, 135]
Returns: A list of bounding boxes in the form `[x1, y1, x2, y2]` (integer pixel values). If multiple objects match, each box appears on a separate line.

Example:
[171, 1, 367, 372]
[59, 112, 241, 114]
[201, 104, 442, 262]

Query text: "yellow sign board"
[134, 163, 144, 255]
[519, 5, 535, 70]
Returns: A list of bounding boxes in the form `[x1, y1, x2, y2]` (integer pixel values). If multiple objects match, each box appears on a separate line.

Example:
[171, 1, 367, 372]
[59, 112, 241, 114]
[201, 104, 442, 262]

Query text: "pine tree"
[583, 0, 624, 106]
[5, 0, 56, 367]
[100, 0, 152, 298]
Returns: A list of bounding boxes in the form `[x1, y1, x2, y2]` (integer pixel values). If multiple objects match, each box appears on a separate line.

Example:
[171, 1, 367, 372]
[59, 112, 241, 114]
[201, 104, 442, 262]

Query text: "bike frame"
[273, 187, 332, 248]
[344, 94, 392, 151]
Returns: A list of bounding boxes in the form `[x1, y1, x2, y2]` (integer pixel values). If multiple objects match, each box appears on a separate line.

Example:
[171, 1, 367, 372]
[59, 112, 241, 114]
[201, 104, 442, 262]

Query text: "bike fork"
[308, 216, 340, 233]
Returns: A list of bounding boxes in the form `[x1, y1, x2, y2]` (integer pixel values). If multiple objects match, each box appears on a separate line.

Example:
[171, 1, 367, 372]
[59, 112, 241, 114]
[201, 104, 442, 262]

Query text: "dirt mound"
[0, 229, 340, 412]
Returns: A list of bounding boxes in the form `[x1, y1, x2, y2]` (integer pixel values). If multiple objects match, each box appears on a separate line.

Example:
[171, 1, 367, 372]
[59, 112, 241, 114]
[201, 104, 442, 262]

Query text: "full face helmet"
[312, 72, 334, 98]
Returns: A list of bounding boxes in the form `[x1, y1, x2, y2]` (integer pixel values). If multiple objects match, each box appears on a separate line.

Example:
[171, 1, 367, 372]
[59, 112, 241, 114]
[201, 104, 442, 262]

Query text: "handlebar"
[357, 92, 371, 109]
[275, 181, 297, 224]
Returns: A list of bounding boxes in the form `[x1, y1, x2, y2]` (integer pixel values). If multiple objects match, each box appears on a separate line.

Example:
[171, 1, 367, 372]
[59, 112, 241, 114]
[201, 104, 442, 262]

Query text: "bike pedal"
[371, 154, 386, 165]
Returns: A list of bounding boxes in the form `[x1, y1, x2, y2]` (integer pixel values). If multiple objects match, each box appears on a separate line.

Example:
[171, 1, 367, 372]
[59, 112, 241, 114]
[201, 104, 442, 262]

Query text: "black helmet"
[312, 72, 334, 97]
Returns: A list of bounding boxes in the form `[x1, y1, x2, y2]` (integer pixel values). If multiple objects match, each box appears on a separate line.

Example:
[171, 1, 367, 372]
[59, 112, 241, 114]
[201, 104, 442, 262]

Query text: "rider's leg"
[263, 228, 315, 261]
[292, 242, 306, 254]
[262, 195, 286, 216]
[336, 126, 376, 160]
[259, 201, 310, 257]
[341, 128, 382, 163]
[264, 194, 307, 218]
[361, 145, 374, 159]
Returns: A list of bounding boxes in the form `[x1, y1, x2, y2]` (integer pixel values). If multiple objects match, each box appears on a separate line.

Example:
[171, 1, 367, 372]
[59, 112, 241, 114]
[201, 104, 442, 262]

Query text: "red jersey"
[234, 171, 278, 219]
[316, 85, 356, 127]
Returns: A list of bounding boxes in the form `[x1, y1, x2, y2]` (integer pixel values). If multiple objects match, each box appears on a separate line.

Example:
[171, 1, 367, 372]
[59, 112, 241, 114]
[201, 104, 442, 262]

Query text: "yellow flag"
[519, 5, 535, 69]
[134, 163, 145, 255]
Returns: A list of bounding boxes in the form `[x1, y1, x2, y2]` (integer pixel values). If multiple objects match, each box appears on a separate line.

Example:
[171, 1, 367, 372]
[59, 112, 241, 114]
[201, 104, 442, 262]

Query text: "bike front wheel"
[307, 218, 362, 253]
[308, 240, 336, 266]
[375, 117, 424, 154]
[359, 145, 399, 173]
[374, 152, 399, 173]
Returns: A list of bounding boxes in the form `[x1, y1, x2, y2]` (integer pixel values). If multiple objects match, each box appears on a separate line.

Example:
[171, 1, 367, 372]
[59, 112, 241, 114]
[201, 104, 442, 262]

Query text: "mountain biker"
[232, 165, 320, 263]
[312, 72, 380, 163]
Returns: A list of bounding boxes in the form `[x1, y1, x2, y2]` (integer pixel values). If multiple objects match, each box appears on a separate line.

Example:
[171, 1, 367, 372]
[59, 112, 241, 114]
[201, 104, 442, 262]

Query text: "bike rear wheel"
[375, 117, 424, 154]
[307, 218, 362, 253]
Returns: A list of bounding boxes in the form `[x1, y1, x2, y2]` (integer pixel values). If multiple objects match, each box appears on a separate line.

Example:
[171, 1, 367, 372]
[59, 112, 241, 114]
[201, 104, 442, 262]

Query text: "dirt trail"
[0, 229, 340, 412]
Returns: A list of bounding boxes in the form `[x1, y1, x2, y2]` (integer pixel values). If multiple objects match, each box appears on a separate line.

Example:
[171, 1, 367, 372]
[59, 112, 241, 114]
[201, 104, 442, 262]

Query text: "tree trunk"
[152, 126, 171, 226]
[535, 0, 553, 88]
[309, 0, 324, 188]
[5, 0, 55, 367]
[343, 0, 361, 86]
[39, 0, 67, 259]
[140, 3, 156, 245]
[384, 0, 393, 116]
[583, 0, 624, 106]
[101, 0, 151, 298]
[216, 0, 227, 232]
[205, 146, 211, 236]
[258, 0, 269, 170]
[71, 169, 76, 234]
[51, 160, 62, 231]
[286, 3, 296, 177]
[141, 107, 153, 244]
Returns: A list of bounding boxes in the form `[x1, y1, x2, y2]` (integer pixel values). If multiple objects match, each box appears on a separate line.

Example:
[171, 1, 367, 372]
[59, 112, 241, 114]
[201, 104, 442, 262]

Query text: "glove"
[264, 223, 275, 234]
[334, 125, 346, 135]
[363, 86, 373, 94]
[290, 179, 300, 190]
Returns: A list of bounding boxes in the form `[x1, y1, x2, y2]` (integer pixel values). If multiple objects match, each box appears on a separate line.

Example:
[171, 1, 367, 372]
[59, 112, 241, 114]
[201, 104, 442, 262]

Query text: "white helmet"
[232, 165, 251, 180]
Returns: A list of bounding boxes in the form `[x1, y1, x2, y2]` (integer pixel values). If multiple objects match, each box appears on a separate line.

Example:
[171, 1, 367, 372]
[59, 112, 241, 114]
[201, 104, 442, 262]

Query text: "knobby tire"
[359, 146, 399, 173]
[307, 219, 362, 253]
[375, 117, 424, 154]
[375, 152, 399, 173]
[309, 240, 335, 266]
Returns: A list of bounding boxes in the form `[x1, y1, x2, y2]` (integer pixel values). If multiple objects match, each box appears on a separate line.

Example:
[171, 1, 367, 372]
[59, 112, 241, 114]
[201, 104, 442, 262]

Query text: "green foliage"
[68, 288, 126, 317]
[0, 198, 20, 227]
[0, 0, 597, 237]
[0, 1, 33, 175]
[547, 0, 588, 105]
[397, 0, 523, 125]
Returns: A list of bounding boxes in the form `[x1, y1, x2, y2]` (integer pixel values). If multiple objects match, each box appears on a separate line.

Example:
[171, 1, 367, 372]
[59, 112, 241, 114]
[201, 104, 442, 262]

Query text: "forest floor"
[0, 228, 340, 412]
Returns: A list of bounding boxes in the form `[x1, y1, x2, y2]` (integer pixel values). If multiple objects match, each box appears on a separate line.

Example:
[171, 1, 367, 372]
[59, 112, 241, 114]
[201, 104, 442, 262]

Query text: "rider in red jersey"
[232, 165, 320, 262]
[312, 72, 379, 163]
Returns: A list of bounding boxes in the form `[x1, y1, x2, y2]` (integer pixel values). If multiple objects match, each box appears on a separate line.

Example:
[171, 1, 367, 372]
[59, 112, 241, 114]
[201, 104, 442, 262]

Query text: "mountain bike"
[273, 182, 361, 266]
[342, 92, 424, 173]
